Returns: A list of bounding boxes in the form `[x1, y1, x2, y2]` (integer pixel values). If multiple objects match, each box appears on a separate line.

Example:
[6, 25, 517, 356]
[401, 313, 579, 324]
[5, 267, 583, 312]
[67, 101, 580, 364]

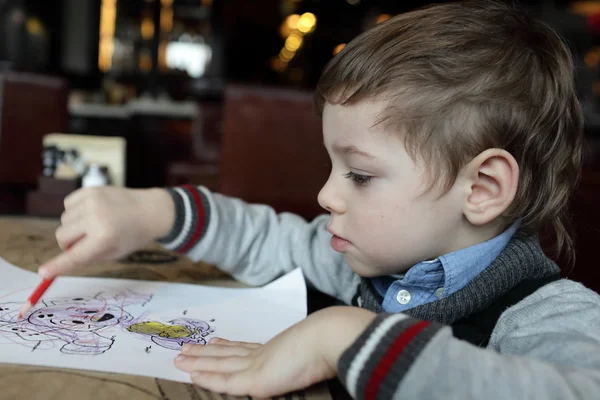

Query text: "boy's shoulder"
[514, 278, 600, 309]
[495, 278, 600, 336]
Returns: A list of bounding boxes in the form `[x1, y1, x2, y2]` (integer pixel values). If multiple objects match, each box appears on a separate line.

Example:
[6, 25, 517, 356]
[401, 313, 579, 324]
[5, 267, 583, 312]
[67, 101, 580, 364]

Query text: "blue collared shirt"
[371, 222, 519, 313]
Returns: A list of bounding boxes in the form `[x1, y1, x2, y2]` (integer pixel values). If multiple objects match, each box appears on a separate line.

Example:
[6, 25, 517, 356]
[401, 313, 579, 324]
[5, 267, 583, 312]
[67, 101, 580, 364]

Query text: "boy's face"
[319, 101, 469, 277]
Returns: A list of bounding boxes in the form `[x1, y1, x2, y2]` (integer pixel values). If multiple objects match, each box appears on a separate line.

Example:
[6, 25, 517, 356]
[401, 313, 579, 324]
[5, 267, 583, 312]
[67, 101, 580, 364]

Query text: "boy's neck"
[444, 218, 507, 256]
[382, 219, 511, 277]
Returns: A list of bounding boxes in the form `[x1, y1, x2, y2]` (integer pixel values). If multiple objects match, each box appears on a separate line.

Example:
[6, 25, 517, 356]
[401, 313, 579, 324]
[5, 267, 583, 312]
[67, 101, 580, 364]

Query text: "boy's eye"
[344, 171, 372, 186]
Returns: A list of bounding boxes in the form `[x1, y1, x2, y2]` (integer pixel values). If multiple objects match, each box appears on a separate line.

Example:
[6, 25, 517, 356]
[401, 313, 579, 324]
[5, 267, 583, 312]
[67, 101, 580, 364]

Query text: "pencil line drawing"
[0, 291, 215, 355]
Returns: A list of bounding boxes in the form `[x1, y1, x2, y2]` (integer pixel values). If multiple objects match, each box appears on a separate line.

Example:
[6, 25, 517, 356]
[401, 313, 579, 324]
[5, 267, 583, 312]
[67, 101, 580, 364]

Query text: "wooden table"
[0, 216, 332, 400]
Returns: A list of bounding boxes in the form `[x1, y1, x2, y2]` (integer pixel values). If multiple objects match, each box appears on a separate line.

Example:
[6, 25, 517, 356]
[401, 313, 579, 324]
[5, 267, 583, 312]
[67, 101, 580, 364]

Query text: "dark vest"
[353, 232, 561, 347]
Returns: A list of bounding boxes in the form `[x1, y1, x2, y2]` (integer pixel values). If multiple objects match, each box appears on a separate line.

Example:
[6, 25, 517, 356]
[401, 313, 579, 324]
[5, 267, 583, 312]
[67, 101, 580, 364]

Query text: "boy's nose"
[318, 177, 346, 214]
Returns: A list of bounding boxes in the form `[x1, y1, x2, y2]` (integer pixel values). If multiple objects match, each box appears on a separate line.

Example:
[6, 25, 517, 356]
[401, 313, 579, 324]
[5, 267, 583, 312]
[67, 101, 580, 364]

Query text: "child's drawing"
[0, 291, 214, 355]
[126, 318, 215, 350]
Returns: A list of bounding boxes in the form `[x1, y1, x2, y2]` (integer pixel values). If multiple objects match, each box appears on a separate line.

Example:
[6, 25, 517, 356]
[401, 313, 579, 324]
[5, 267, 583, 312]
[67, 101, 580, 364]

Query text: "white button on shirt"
[396, 289, 411, 305]
[435, 287, 444, 298]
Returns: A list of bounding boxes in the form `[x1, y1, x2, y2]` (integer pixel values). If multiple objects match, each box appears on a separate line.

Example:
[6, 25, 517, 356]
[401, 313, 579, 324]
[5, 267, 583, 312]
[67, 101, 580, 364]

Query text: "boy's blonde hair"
[314, 0, 584, 264]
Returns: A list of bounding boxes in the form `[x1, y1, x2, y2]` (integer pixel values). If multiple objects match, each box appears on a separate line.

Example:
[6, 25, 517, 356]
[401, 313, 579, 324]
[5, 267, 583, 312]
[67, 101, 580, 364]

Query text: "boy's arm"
[157, 185, 360, 303]
[337, 280, 600, 399]
[173, 281, 600, 398]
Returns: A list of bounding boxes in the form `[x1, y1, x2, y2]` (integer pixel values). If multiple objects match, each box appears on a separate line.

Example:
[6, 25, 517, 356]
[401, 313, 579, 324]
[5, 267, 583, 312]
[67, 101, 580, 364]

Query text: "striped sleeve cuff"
[156, 185, 210, 254]
[338, 313, 443, 400]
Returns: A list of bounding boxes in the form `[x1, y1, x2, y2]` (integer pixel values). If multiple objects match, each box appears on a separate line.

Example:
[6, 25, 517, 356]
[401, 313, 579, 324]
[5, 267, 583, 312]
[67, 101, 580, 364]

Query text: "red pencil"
[17, 277, 55, 319]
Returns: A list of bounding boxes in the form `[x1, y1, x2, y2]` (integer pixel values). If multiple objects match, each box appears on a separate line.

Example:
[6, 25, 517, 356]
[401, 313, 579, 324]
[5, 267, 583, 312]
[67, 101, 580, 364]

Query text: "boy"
[40, 1, 600, 399]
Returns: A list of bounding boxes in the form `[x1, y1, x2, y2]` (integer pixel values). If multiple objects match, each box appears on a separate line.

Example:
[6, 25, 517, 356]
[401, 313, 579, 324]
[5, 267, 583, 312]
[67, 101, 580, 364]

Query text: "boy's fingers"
[55, 221, 85, 250]
[209, 337, 261, 348]
[181, 344, 252, 357]
[175, 355, 251, 374]
[63, 188, 87, 209]
[39, 238, 107, 278]
[60, 209, 84, 225]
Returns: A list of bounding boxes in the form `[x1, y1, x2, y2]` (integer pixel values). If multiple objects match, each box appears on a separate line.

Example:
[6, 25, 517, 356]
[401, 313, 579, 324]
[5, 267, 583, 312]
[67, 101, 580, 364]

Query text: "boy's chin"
[345, 256, 410, 278]
[346, 258, 390, 278]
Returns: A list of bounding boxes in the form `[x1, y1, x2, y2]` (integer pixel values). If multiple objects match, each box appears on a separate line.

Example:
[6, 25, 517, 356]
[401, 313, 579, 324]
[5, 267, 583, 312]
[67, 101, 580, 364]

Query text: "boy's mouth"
[327, 226, 351, 252]
[330, 235, 351, 252]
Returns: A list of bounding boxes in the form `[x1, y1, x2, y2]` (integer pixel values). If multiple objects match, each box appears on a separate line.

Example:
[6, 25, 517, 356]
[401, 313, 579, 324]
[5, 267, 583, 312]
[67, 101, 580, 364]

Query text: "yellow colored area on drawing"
[127, 322, 191, 338]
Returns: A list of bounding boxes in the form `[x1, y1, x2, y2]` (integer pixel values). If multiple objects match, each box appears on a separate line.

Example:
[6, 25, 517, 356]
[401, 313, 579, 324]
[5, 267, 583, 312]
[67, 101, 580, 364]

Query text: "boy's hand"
[174, 306, 376, 397]
[39, 187, 174, 278]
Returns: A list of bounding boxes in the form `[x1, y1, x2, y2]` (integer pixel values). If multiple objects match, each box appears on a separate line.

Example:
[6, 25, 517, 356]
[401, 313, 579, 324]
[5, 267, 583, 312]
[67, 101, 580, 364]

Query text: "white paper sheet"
[0, 257, 307, 382]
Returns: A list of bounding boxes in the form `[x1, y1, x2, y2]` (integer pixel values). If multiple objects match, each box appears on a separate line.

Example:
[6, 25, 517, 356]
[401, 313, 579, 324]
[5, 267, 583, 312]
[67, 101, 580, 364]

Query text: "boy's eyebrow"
[331, 144, 376, 159]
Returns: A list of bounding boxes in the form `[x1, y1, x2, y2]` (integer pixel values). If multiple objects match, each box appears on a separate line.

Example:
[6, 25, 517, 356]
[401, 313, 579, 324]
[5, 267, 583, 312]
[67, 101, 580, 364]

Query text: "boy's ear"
[462, 149, 519, 226]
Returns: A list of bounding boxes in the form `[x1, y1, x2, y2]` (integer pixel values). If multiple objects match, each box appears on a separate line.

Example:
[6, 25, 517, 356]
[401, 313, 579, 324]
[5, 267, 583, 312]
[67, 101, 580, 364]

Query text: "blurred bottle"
[82, 164, 108, 188]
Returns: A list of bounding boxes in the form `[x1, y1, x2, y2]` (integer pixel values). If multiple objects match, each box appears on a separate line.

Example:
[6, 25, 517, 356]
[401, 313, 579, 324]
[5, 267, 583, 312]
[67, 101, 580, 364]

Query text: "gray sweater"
[159, 185, 600, 400]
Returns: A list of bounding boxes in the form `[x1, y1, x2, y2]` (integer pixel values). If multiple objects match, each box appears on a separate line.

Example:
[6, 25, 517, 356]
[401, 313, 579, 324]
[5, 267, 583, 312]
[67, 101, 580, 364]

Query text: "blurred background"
[0, 1, 597, 100]
[0, 0, 598, 289]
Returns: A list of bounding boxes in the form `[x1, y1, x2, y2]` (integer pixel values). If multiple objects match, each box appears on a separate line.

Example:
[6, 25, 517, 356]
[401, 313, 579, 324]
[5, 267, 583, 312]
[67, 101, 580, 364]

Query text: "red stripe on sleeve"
[365, 320, 430, 400]
[178, 185, 205, 253]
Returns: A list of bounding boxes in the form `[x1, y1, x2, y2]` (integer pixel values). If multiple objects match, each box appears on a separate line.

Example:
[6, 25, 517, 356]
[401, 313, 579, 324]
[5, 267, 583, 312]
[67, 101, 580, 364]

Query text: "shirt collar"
[437, 221, 519, 295]
[372, 221, 519, 298]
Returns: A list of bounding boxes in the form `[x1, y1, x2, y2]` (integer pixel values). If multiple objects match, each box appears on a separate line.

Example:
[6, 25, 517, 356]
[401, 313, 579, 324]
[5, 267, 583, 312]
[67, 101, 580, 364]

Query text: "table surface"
[0, 216, 331, 400]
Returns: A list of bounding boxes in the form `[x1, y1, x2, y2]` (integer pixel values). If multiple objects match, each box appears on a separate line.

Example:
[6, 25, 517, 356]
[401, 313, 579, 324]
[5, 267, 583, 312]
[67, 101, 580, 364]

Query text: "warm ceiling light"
[333, 43, 346, 55]
[570, 1, 600, 16]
